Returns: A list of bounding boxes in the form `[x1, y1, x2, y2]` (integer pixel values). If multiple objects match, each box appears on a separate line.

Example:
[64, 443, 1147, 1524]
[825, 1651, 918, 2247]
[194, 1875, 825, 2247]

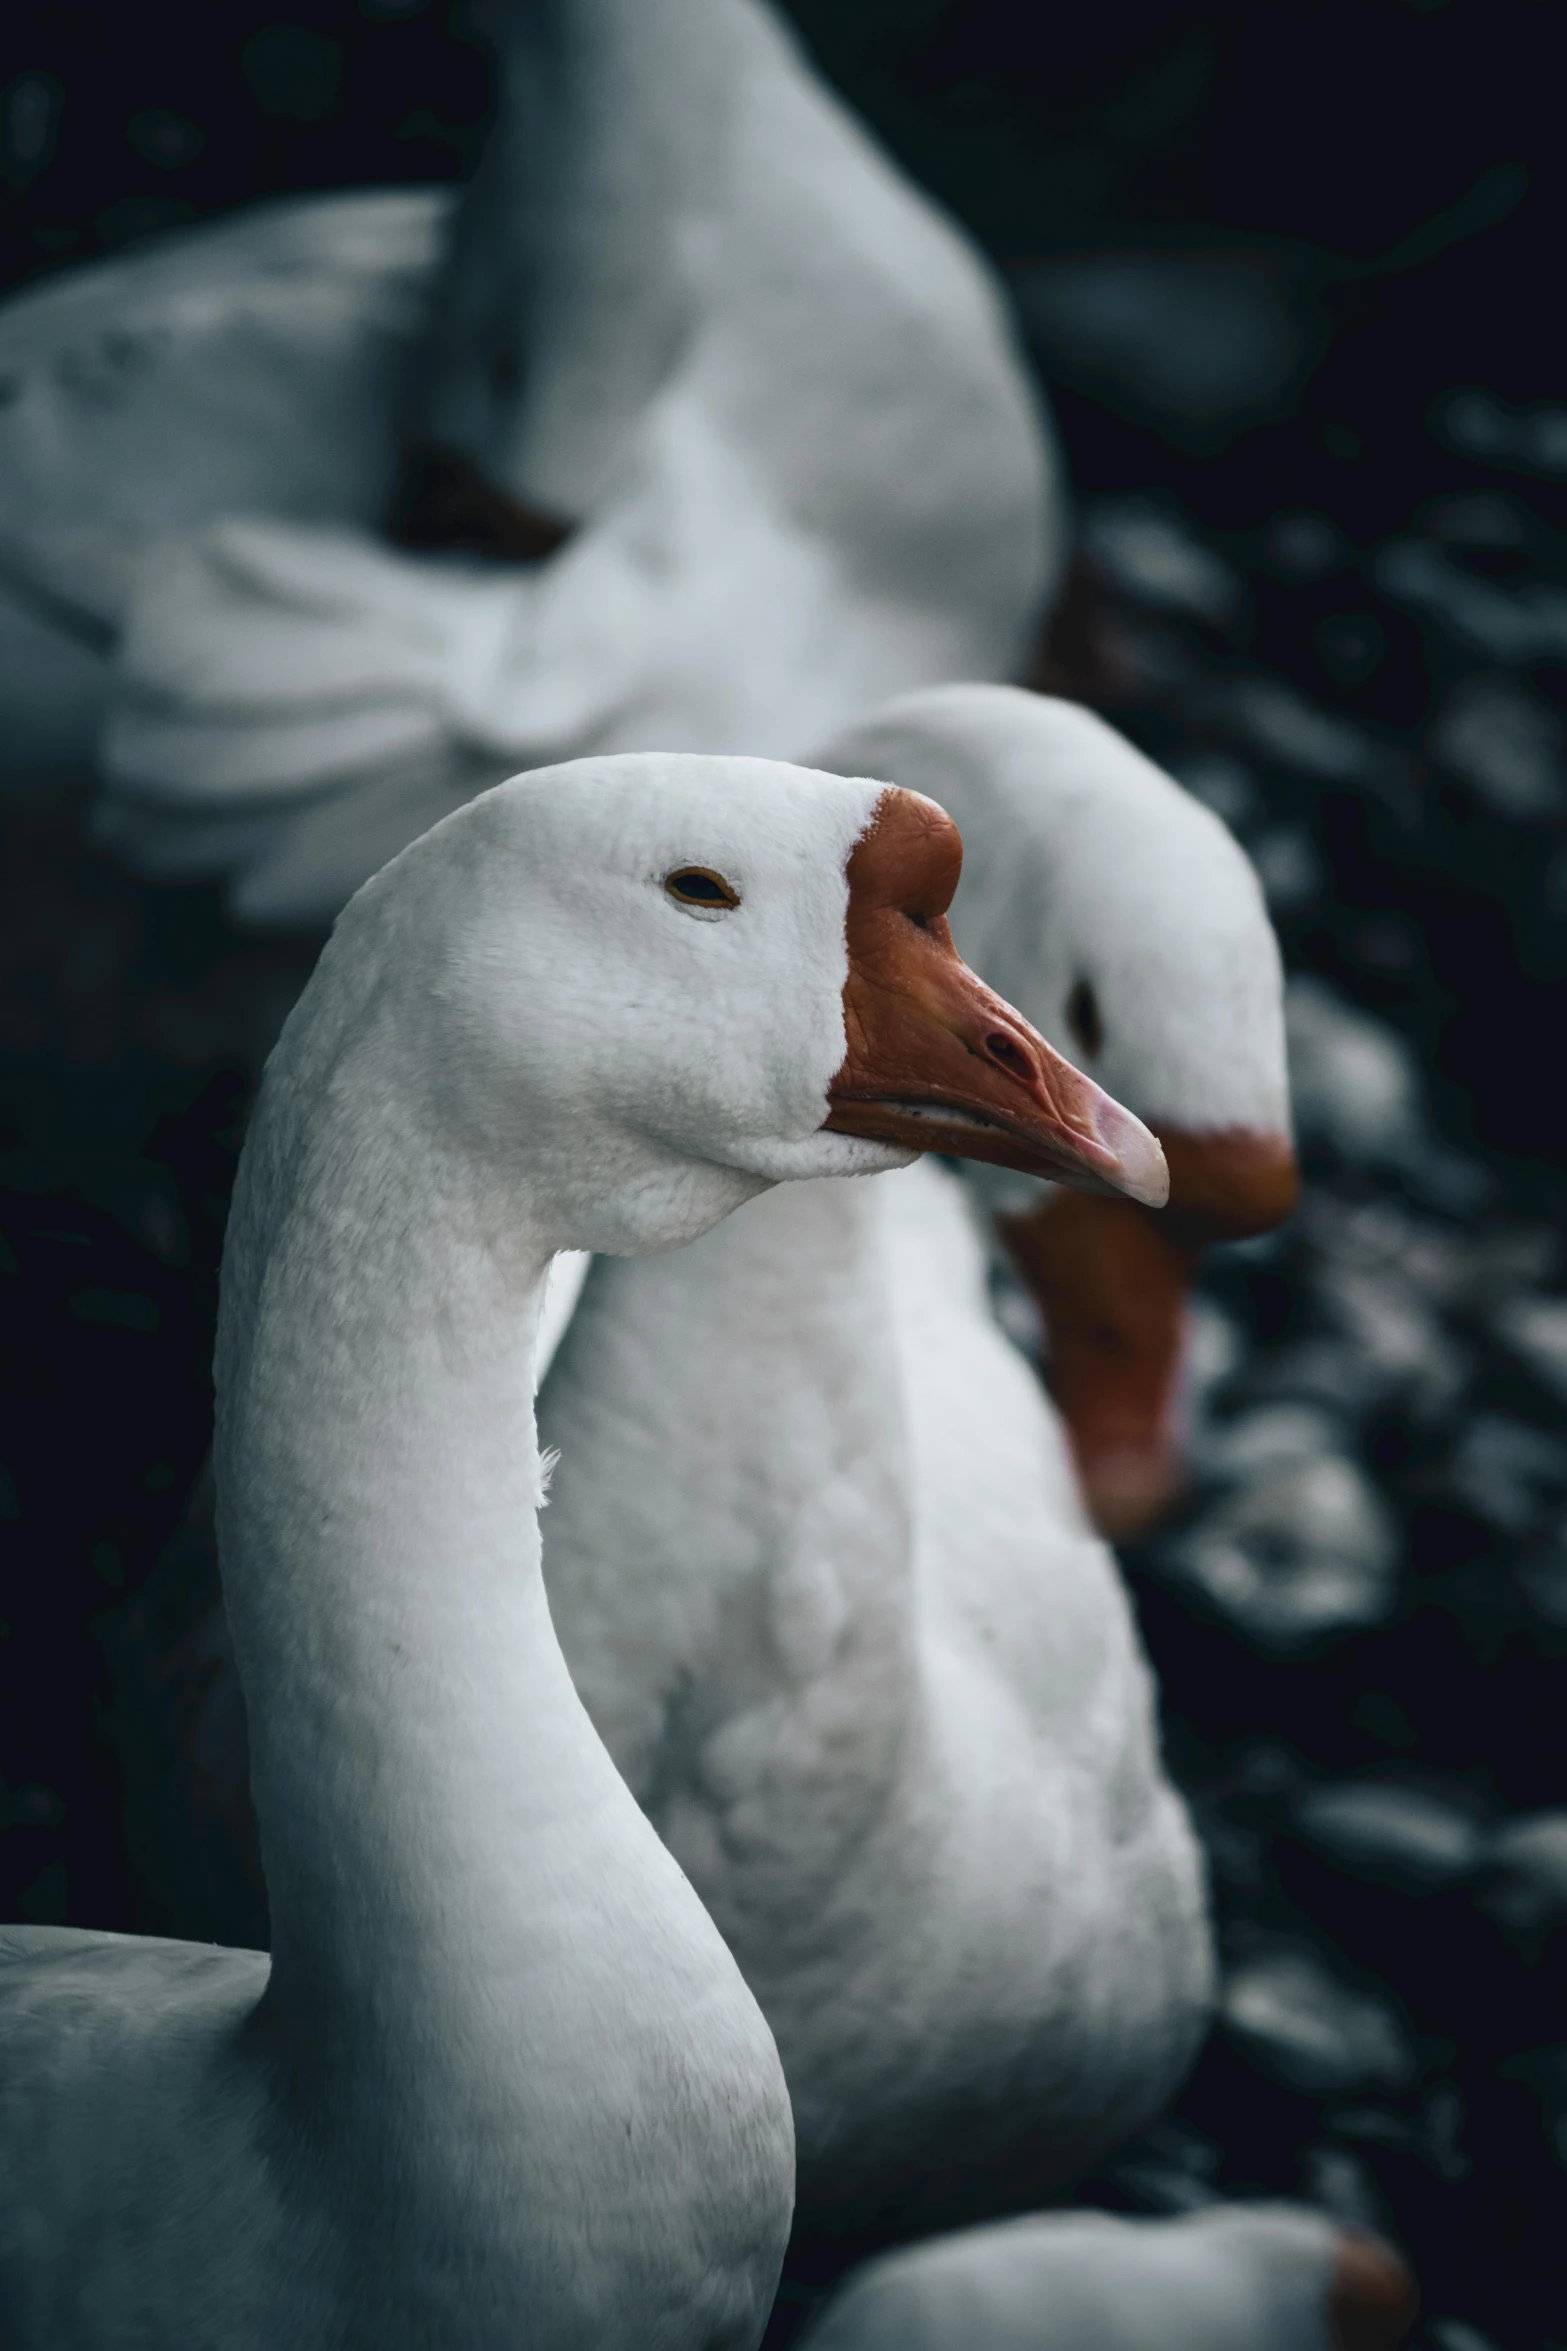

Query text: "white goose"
[535, 687, 1296, 2240]
[823, 685, 1299, 1540]
[796, 2203, 1418, 2351]
[0, 0, 1058, 926]
[0, 754, 1165, 2348]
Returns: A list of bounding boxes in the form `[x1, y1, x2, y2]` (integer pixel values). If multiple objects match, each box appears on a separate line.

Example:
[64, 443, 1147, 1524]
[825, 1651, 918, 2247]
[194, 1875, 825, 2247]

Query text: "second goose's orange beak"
[1000, 1125, 1299, 1541]
[825, 791, 1169, 1206]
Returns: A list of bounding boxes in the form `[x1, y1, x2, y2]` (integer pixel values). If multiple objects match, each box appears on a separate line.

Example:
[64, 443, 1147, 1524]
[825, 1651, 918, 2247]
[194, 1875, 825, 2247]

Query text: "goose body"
[0, 0, 1059, 928]
[0, 189, 448, 789]
[0, 755, 1167, 2346]
[796, 2203, 1419, 2351]
[536, 686, 1295, 2236]
[541, 1155, 1207, 2237]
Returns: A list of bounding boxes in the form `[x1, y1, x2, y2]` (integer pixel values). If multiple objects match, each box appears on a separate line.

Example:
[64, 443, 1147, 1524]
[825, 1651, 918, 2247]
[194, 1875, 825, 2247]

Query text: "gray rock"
[1249, 826, 1324, 913]
[1221, 1944, 1417, 2096]
[1245, 1336, 1396, 1420]
[1374, 540, 1567, 666]
[1474, 1813, 1567, 1956]
[1428, 2323, 1501, 2351]
[1516, 1520, 1567, 1627]
[1438, 390, 1567, 478]
[1169, 750, 1258, 829]
[1198, 1405, 1344, 1484]
[1082, 501, 1246, 631]
[1332, 2085, 1468, 2186]
[1009, 249, 1319, 444]
[1293, 1782, 1484, 1893]
[1300, 1194, 1466, 1310]
[1166, 1451, 1398, 1652]
[1493, 1294, 1567, 1407]
[1431, 675, 1566, 818]
[1452, 1224, 1560, 1314]
[1445, 1416, 1567, 1539]
[1204, 677, 1376, 783]
[1312, 1257, 1467, 1420]
[1265, 513, 1346, 581]
[1428, 490, 1530, 551]
[1183, 1296, 1247, 1452]
[1297, 2142, 1388, 2233]
[0, 72, 62, 191]
[1285, 979, 1424, 1164]
[1101, 2121, 1225, 2217]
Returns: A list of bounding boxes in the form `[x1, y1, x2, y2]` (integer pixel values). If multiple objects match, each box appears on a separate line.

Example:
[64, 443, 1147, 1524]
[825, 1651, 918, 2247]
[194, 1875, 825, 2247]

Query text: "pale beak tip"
[1095, 1099, 1170, 1209]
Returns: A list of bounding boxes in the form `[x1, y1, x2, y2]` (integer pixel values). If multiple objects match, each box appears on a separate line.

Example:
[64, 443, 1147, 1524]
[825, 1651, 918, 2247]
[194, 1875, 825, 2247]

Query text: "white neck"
[418, 0, 739, 514]
[219, 1104, 559, 2026]
[213, 1056, 790, 2334]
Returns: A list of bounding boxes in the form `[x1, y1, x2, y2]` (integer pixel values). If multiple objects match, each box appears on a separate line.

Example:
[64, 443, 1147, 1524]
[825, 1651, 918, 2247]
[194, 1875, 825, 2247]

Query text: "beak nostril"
[984, 1031, 1033, 1080]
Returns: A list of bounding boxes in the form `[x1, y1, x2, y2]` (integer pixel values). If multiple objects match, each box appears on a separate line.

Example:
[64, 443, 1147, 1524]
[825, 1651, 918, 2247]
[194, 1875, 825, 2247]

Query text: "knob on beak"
[825, 790, 1168, 1206]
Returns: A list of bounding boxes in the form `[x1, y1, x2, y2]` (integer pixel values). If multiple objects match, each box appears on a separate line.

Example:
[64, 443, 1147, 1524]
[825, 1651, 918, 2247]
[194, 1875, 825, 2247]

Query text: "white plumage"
[796, 2203, 1417, 2351]
[0, 758, 898, 2350]
[536, 686, 1292, 2235]
[0, 752, 1169, 2345]
[0, 0, 1060, 930]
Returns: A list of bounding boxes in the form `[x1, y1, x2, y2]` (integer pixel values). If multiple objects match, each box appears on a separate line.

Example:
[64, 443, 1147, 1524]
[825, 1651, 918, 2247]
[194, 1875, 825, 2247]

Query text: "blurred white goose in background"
[0, 189, 448, 791]
[821, 685, 1300, 1540]
[794, 2203, 1417, 2351]
[0, 0, 1060, 926]
[0, 756, 1169, 2349]
[536, 685, 1296, 2239]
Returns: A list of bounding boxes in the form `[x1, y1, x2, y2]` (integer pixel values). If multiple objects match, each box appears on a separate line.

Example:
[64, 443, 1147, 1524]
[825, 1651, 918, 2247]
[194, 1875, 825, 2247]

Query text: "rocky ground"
[1043, 462, 1567, 2351]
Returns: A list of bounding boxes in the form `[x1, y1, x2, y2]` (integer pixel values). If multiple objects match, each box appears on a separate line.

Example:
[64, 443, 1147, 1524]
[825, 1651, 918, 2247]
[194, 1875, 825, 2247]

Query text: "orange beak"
[825, 791, 1169, 1206]
[1000, 1125, 1298, 1541]
[1328, 2230, 1419, 2351]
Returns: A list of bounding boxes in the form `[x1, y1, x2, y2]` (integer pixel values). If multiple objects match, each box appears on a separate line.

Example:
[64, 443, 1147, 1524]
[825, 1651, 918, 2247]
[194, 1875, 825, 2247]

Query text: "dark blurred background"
[3, 6, 1565, 2346]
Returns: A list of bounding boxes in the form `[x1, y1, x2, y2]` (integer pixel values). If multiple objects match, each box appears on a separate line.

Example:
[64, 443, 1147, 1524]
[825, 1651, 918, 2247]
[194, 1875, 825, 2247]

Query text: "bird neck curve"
[217, 1079, 558, 2008]
[203, 918, 796, 2340]
[211, 1064, 741, 2168]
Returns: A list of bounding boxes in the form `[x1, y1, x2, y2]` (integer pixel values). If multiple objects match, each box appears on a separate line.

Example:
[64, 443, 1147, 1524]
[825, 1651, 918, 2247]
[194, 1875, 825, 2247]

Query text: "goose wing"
[0, 191, 449, 792]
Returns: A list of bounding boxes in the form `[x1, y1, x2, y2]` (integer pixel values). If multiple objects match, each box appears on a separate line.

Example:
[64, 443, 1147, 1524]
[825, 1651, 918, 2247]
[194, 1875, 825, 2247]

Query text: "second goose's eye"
[665, 866, 741, 913]
[1067, 976, 1104, 1057]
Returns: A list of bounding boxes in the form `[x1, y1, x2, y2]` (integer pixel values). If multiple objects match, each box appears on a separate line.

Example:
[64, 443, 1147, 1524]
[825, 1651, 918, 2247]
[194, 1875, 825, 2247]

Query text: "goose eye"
[665, 866, 741, 912]
[1066, 976, 1104, 1057]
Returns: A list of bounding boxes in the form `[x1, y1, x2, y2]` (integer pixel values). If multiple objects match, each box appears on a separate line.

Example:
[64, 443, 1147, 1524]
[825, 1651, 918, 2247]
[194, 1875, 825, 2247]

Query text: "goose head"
[305, 748, 1167, 1268]
[826, 783, 1167, 1204]
[811, 685, 1296, 1540]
